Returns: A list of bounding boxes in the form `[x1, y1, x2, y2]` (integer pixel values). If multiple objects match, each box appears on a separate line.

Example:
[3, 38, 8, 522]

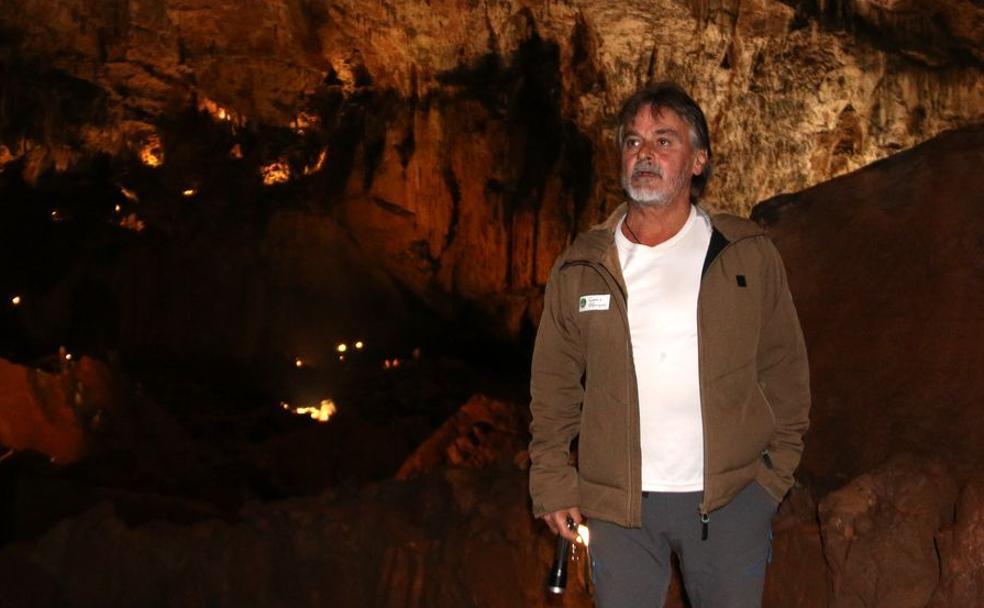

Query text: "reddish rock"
[0, 467, 595, 608]
[764, 485, 830, 608]
[818, 454, 958, 608]
[753, 125, 984, 487]
[929, 477, 984, 607]
[0, 356, 118, 464]
[395, 394, 530, 480]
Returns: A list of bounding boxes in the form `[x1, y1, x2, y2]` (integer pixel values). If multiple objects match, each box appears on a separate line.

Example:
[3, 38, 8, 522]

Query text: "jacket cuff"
[530, 471, 580, 518]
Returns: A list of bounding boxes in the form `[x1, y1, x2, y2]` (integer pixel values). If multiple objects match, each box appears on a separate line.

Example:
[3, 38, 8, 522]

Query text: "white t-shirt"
[615, 205, 712, 492]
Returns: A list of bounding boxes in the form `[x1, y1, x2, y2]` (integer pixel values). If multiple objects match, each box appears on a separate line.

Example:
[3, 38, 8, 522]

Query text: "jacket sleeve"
[756, 241, 811, 503]
[528, 260, 585, 518]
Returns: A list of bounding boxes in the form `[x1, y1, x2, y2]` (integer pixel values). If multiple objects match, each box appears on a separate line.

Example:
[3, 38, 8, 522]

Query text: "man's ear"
[692, 149, 708, 176]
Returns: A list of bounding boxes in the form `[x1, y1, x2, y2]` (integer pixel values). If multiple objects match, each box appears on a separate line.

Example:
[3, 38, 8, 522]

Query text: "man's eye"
[625, 138, 640, 148]
[658, 138, 671, 146]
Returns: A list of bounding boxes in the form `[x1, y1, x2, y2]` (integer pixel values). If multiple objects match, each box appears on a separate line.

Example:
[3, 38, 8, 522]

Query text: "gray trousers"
[590, 481, 777, 608]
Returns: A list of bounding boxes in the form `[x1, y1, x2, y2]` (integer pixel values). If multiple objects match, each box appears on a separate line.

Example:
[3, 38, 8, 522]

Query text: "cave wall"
[1, 0, 982, 352]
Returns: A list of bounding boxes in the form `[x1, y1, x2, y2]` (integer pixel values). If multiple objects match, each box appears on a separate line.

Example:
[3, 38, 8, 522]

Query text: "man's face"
[620, 105, 706, 207]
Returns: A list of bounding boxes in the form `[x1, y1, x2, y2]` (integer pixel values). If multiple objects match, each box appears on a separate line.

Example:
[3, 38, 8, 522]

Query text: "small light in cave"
[575, 525, 590, 546]
[338, 355, 345, 362]
[139, 135, 164, 167]
[355, 341, 364, 350]
[64, 352, 72, 362]
[383, 358, 402, 370]
[114, 204, 122, 213]
[295, 358, 304, 368]
[11, 296, 21, 306]
[182, 188, 196, 197]
[303, 148, 328, 175]
[336, 343, 348, 353]
[119, 186, 139, 202]
[229, 144, 243, 160]
[50, 210, 60, 221]
[280, 399, 337, 423]
[261, 160, 291, 186]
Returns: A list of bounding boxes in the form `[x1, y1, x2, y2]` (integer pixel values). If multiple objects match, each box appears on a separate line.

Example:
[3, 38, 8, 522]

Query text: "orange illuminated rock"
[0, 356, 118, 464]
[0, 359, 85, 464]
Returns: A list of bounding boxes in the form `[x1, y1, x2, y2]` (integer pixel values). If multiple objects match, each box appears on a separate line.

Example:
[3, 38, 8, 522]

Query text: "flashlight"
[547, 517, 576, 594]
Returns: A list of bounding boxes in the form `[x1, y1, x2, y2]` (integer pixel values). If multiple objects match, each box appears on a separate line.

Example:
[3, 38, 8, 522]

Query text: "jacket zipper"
[697, 230, 761, 540]
[695, 233, 755, 539]
[696, 265, 711, 540]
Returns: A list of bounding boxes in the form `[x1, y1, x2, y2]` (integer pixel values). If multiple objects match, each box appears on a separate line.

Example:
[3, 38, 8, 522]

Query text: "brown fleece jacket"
[529, 204, 810, 527]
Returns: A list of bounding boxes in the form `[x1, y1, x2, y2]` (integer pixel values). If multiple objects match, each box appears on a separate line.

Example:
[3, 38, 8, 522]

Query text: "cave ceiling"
[2, 0, 981, 208]
[0, 0, 981, 340]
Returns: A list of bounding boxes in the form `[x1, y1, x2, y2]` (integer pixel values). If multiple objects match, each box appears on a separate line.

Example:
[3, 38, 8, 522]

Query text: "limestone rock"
[787, 0, 984, 65]
[929, 477, 984, 607]
[2, 0, 982, 341]
[818, 454, 958, 608]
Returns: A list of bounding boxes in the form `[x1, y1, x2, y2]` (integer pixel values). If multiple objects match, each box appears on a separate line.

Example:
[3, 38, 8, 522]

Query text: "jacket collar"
[561, 202, 766, 265]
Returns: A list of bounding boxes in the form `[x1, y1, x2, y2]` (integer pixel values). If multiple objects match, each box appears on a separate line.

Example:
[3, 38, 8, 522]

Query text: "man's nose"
[636, 141, 656, 160]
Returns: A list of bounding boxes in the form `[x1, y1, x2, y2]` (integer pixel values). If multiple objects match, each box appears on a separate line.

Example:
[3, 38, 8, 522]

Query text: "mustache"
[632, 162, 662, 178]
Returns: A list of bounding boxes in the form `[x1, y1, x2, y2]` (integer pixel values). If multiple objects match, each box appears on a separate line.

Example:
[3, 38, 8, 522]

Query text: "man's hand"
[542, 507, 582, 542]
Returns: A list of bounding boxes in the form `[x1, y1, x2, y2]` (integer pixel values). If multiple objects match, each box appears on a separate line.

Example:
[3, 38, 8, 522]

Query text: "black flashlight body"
[546, 518, 575, 594]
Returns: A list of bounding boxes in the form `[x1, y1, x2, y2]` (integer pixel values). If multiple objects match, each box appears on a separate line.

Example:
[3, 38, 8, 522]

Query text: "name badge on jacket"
[579, 294, 610, 312]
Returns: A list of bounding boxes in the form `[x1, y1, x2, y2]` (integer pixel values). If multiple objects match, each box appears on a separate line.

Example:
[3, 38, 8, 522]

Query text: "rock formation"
[818, 454, 957, 608]
[753, 123, 984, 487]
[930, 476, 984, 607]
[0, 3, 982, 606]
[2, 0, 982, 345]
[0, 355, 119, 464]
[395, 393, 531, 479]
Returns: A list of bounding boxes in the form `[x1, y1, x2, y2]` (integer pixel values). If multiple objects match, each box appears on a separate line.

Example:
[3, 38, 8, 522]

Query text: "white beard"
[621, 164, 690, 207]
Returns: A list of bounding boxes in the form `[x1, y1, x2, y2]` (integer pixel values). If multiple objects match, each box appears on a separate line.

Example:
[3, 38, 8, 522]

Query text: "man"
[528, 82, 810, 607]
